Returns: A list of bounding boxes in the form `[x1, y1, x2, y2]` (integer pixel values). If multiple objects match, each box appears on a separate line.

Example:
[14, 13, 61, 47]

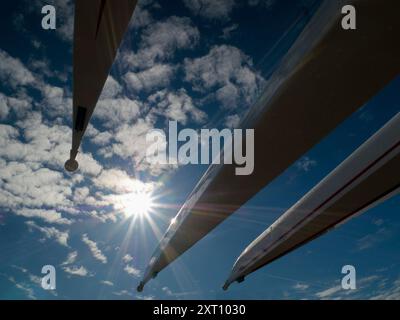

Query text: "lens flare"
[123, 192, 153, 218]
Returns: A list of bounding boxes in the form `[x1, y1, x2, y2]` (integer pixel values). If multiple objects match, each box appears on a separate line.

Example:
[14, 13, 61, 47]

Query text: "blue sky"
[0, 0, 399, 300]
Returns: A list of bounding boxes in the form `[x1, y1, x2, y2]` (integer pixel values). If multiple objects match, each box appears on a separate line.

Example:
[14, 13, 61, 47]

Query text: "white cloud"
[14, 281, 37, 300]
[149, 88, 207, 124]
[130, 3, 153, 29]
[122, 254, 133, 263]
[140, 16, 199, 58]
[90, 131, 113, 146]
[370, 277, 400, 300]
[136, 294, 156, 300]
[0, 93, 10, 119]
[106, 118, 151, 159]
[0, 120, 81, 212]
[63, 265, 89, 277]
[11, 265, 28, 273]
[29, 59, 68, 83]
[25, 220, 69, 247]
[124, 64, 175, 92]
[15, 208, 72, 225]
[183, 0, 235, 20]
[314, 275, 382, 300]
[100, 280, 114, 286]
[28, 274, 42, 286]
[88, 119, 174, 175]
[0, 112, 102, 177]
[94, 168, 155, 194]
[99, 76, 123, 99]
[315, 285, 343, 299]
[124, 264, 141, 277]
[94, 117, 176, 175]
[113, 289, 133, 297]
[72, 187, 89, 204]
[0, 161, 73, 209]
[76, 152, 103, 176]
[184, 45, 264, 109]
[0, 37, 169, 243]
[0, 49, 36, 88]
[0, 93, 31, 120]
[123, 16, 199, 70]
[82, 233, 108, 264]
[162, 286, 173, 296]
[224, 114, 240, 128]
[94, 98, 141, 128]
[61, 251, 78, 265]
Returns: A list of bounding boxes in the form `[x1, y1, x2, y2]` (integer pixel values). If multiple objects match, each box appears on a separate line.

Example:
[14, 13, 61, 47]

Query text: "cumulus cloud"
[25, 220, 69, 247]
[183, 0, 235, 20]
[0, 93, 31, 120]
[122, 254, 133, 263]
[0, 161, 73, 209]
[92, 116, 176, 175]
[124, 264, 141, 277]
[224, 114, 240, 128]
[90, 131, 113, 146]
[184, 45, 265, 109]
[82, 234, 108, 264]
[103, 118, 151, 159]
[148, 88, 207, 124]
[99, 76, 123, 100]
[130, 2, 154, 30]
[0, 52, 107, 226]
[0, 49, 36, 88]
[0, 93, 9, 119]
[94, 168, 156, 194]
[94, 98, 141, 128]
[124, 64, 175, 92]
[0, 113, 102, 220]
[29, 59, 68, 83]
[0, 112, 102, 176]
[15, 208, 72, 225]
[123, 16, 199, 70]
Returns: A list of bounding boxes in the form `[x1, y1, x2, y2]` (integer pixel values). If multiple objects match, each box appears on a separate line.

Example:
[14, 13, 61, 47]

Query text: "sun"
[123, 192, 153, 218]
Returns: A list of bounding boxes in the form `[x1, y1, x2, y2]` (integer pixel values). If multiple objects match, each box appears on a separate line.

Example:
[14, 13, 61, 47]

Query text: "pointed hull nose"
[137, 282, 144, 292]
